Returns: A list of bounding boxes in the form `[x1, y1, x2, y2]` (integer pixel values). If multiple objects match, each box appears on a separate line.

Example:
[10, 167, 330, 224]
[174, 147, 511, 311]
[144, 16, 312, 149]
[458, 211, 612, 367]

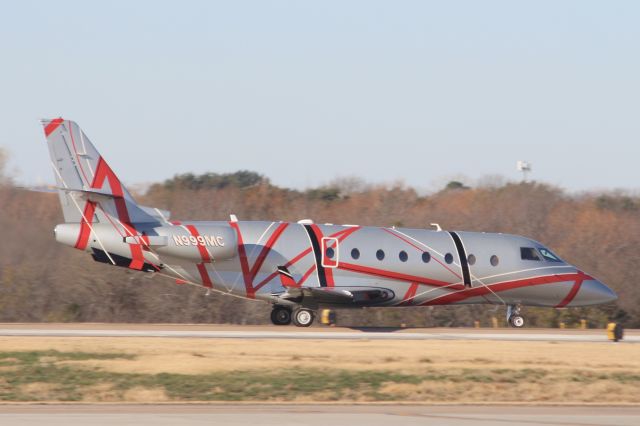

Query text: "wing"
[279, 286, 395, 305]
[275, 266, 394, 306]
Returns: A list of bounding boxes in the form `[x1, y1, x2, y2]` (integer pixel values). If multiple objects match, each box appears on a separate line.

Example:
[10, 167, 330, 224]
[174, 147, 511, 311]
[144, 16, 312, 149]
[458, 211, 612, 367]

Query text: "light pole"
[517, 160, 531, 182]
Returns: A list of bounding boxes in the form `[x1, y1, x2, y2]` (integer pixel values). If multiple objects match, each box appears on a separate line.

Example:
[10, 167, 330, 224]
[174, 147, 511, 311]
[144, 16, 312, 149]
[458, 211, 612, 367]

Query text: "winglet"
[277, 266, 297, 287]
[42, 117, 64, 137]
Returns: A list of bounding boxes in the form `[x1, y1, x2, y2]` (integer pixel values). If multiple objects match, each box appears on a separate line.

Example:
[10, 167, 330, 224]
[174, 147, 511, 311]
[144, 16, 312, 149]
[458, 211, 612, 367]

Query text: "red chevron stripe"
[185, 225, 212, 263]
[555, 271, 588, 308]
[197, 263, 213, 288]
[249, 223, 289, 282]
[400, 283, 419, 306]
[338, 261, 462, 289]
[421, 272, 592, 306]
[44, 118, 64, 136]
[253, 226, 361, 292]
[229, 221, 253, 296]
[74, 201, 97, 250]
[87, 157, 145, 270]
[229, 222, 290, 298]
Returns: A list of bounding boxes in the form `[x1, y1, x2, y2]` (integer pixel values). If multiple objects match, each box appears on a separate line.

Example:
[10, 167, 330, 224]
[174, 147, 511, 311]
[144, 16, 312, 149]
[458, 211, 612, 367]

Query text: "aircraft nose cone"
[570, 279, 618, 306]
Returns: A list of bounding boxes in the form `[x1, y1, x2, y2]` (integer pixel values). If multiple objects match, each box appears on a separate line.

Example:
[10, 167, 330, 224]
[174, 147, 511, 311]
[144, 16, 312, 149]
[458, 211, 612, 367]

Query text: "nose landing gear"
[507, 305, 525, 328]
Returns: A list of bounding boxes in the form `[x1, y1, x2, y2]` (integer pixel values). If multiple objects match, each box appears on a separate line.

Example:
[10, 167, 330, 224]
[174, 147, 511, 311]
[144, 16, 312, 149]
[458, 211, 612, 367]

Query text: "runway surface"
[0, 323, 637, 342]
[1, 404, 639, 426]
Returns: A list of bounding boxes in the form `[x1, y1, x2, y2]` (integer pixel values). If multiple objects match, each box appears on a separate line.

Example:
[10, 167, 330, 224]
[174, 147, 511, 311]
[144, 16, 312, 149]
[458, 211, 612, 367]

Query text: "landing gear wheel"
[292, 308, 315, 327]
[509, 315, 525, 328]
[270, 306, 292, 326]
[506, 305, 525, 328]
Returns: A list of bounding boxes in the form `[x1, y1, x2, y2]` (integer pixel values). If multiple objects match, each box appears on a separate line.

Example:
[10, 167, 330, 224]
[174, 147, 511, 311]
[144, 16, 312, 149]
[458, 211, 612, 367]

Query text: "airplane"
[42, 118, 617, 328]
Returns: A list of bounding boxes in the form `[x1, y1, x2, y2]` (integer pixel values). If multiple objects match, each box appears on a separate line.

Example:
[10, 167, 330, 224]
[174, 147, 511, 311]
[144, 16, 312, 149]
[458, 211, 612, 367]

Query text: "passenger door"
[321, 237, 339, 268]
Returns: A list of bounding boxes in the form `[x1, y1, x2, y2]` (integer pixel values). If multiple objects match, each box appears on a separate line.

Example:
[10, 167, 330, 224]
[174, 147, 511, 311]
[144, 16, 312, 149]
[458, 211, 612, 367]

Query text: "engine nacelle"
[153, 224, 237, 262]
[54, 222, 238, 263]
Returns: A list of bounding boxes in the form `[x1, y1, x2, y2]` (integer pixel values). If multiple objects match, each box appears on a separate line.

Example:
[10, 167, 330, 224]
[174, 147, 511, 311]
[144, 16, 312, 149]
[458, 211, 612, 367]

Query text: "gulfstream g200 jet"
[42, 119, 617, 327]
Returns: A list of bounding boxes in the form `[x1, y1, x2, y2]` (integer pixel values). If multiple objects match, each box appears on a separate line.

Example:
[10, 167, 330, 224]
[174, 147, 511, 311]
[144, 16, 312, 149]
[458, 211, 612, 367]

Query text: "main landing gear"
[270, 306, 315, 327]
[292, 308, 315, 327]
[270, 306, 292, 326]
[507, 305, 525, 328]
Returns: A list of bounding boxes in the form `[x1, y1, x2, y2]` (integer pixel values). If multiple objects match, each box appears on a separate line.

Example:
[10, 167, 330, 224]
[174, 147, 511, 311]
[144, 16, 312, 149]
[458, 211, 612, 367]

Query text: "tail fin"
[41, 118, 165, 227]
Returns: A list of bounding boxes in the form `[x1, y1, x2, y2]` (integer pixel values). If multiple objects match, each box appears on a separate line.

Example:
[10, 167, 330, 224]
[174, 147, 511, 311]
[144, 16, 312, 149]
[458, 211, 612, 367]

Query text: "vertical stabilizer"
[42, 118, 159, 228]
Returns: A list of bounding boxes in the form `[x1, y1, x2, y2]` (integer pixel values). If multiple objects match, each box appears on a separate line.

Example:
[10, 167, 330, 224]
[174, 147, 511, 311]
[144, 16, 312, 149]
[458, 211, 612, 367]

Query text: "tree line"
[0, 158, 637, 327]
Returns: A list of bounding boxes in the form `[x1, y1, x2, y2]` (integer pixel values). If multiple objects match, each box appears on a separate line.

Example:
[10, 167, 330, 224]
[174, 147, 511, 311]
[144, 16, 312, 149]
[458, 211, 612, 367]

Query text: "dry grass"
[122, 387, 169, 402]
[19, 382, 58, 400]
[0, 337, 638, 403]
[0, 337, 637, 374]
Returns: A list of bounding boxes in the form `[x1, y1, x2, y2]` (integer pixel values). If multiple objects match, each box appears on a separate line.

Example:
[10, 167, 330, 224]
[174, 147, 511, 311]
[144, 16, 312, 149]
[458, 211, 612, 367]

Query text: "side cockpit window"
[520, 247, 541, 261]
[539, 247, 562, 262]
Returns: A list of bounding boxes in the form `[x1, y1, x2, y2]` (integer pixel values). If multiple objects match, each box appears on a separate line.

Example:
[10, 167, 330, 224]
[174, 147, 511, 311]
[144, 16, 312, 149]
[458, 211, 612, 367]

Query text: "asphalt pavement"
[0, 323, 636, 342]
[0, 404, 638, 426]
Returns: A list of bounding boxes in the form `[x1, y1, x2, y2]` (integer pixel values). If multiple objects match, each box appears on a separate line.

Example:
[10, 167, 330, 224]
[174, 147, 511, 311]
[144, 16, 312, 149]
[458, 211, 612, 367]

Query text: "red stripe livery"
[184, 224, 213, 288]
[44, 118, 64, 137]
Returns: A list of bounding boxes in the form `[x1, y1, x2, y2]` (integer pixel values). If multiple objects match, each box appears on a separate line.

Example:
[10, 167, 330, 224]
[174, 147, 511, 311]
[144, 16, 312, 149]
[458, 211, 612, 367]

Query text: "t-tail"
[42, 118, 170, 269]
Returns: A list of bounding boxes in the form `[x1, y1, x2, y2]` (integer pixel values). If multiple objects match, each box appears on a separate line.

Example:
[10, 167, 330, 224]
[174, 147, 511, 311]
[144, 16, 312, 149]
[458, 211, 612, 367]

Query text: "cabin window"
[399, 250, 408, 262]
[445, 253, 454, 264]
[539, 247, 562, 262]
[376, 249, 385, 261]
[490, 255, 499, 266]
[421, 252, 431, 263]
[351, 248, 360, 260]
[467, 254, 476, 265]
[520, 247, 541, 261]
[325, 247, 335, 259]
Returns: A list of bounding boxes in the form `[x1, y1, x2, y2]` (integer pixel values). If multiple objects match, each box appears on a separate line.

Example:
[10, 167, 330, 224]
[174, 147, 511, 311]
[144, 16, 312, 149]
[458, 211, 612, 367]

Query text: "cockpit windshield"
[521, 246, 563, 262]
[538, 247, 563, 262]
[520, 247, 541, 261]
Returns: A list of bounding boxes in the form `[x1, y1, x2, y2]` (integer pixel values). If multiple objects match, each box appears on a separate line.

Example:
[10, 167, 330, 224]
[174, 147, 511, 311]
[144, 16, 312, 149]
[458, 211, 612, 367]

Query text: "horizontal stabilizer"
[58, 187, 118, 201]
[57, 188, 171, 222]
[139, 206, 171, 222]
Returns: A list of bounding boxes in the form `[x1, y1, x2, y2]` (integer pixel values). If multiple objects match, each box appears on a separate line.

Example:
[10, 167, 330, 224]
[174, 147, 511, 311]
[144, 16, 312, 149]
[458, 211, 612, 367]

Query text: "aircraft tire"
[271, 306, 292, 326]
[509, 315, 525, 328]
[292, 308, 315, 327]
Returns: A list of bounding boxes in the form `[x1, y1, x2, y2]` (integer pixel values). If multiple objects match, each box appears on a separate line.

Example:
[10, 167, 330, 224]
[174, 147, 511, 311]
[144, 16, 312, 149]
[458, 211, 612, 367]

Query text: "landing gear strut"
[292, 308, 315, 327]
[507, 305, 525, 328]
[270, 306, 292, 326]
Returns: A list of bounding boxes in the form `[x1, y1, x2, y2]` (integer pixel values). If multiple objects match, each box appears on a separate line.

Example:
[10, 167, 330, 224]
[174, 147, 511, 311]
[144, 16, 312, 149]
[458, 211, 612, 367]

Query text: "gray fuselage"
[55, 219, 616, 309]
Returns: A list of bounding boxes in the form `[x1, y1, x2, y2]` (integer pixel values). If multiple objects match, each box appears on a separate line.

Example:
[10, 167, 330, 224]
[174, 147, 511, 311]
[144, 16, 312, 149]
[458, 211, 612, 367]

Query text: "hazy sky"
[1, 1, 639, 192]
